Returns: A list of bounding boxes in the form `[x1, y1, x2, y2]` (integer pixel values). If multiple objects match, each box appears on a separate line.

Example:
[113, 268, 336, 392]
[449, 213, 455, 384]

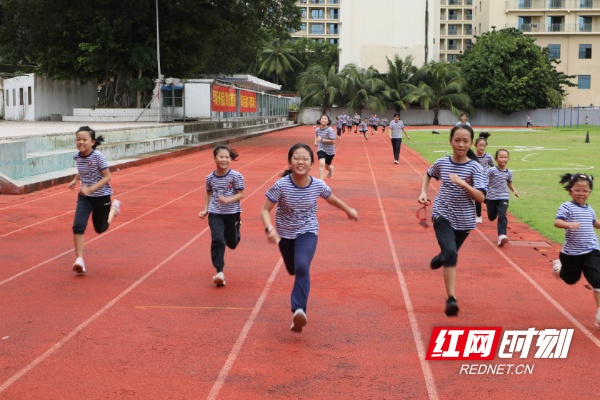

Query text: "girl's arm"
[80, 169, 111, 196]
[554, 218, 580, 230]
[449, 173, 485, 203]
[199, 190, 212, 218]
[261, 199, 280, 243]
[402, 128, 410, 140]
[507, 182, 518, 197]
[219, 190, 244, 204]
[418, 174, 432, 204]
[69, 173, 80, 189]
[593, 219, 600, 229]
[324, 194, 358, 221]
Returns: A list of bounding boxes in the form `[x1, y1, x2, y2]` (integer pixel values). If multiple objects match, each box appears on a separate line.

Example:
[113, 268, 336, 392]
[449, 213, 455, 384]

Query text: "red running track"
[0, 126, 599, 399]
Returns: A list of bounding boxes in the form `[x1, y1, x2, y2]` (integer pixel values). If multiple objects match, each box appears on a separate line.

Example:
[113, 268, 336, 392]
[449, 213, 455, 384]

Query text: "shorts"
[559, 250, 600, 289]
[317, 150, 335, 165]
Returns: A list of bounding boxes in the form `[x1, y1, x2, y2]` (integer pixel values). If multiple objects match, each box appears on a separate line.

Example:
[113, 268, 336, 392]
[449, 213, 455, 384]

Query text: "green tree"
[340, 64, 386, 115]
[297, 64, 344, 114]
[257, 38, 303, 86]
[381, 55, 418, 114]
[0, 0, 301, 107]
[459, 27, 575, 113]
[405, 61, 472, 125]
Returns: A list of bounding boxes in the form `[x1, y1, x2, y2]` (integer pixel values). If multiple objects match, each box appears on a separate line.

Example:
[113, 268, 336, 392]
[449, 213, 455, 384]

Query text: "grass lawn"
[405, 127, 599, 245]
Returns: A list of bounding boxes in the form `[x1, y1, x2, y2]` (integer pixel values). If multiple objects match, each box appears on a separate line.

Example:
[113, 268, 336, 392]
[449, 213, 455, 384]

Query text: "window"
[519, 16, 532, 32]
[581, 0, 593, 8]
[329, 9, 339, 19]
[449, 10, 459, 20]
[311, 9, 324, 19]
[299, 23, 306, 32]
[328, 24, 338, 34]
[519, 0, 532, 8]
[548, 0, 563, 8]
[578, 75, 591, 89]
[547, 44, 561, 58]
[448, 25, 458, 35]
[465, 39, 472, 49]
[19, 88, 23, 105]
[448, 54, 459, 62]
[161, 87, 183, 107]
[310, 0, 324, 3]
[310, 23, 324, 34]
[449, 0, 459, 4]
[466, 24, 472, 35]
[579, 16, 592, 32]
[329, 38, 338, 44]
[548, 16, 563, 32]
[465, 10, 472, 20]
[448, 39, 457, 50]
[28, 87, 32, 105]
[579, 44, 592, 59]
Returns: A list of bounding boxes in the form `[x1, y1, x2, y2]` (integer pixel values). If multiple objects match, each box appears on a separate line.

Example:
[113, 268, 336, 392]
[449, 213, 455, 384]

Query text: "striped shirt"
[265, 175, 332, 239]
[455, 121, 471, 126]
[369, 117, 377, 126]
[73, 150, 112, 197]
[336, 118, 343, 129]
[359, 122, 367, 132]
[206, 169, 244, 214]
[486, 167, 513, 200]
[427, 157, 488, 230]
[556, 201, 600, 255]
[316, 126, 336, 155]
[389, 120, 406, 139]
[477, 153, 495, 169]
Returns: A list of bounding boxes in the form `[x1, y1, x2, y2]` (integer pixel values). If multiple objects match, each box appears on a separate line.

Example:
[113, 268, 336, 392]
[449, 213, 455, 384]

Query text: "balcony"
[506, 0, 600, 9]
[509, 22, 600, 32]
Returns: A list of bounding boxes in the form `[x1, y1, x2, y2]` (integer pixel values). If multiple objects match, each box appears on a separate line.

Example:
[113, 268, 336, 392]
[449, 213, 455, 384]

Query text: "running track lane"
[0, 127, 598, 399]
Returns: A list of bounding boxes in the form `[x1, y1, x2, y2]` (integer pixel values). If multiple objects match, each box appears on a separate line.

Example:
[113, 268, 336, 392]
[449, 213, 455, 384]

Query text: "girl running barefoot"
[69, 126, 121, 274]
[486, 149, 518, 247]
[199, 146, 244, 287]
[474, 132, 493, 224]
[261, 143, 358, 333]
[552, 173, 600, 329]
[314, 114, 336, 180]
[418, 125, 487, 316]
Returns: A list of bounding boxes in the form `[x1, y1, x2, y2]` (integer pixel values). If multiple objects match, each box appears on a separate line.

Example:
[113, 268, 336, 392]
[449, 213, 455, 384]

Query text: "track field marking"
[134, 306, 254, 310]
[361, 140, 439, 400]
[0, 149, 277, 286]
[0, 164, 284, 393]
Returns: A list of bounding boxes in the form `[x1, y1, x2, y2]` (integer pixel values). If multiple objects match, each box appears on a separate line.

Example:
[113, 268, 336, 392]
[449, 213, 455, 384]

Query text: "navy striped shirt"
[316, 126, 336, 155]
[265, 175, 332, 239]
[477, 153, 495, 169]
[206, 169, 244, 214]
[556, 201, 600, 255]
[427, 157, 487, 230]
[486, 167, 513, 200]
[73, 150, 112, 197]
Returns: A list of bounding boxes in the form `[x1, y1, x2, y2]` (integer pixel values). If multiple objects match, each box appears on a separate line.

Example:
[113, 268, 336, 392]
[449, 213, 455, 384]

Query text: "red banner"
[211, 85, 237, 112]
[240, 90, 257, 113]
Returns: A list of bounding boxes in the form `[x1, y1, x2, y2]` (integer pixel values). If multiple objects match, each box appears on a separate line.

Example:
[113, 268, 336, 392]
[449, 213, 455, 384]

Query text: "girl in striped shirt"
[199, 146, 244, 287]
[474, 132, 493, 224]
[314, 114, 336, 180]
[418, 125, 487, 317]
[486, 149, 518, 247]
[552, 173, 600, 329]
[261, 143, 358, 333]
[69, 126, 121, 274]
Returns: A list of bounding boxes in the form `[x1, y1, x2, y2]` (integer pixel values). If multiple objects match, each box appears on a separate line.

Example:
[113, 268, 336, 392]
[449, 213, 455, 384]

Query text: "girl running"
[456, 113, 471, 127]
[314, 114, 336, 179]
[261, 143, 358, 333]
[418, 125, 487, 316]
[199, 145, 244, 287]
[380, 116, 388, 134]
[359, 118, 369, 140]
[474, 131, 493, 223]
[335, 115, 343, 139]
[69, 126, 121, 274]
[552, 173, 600, 329]
[486, 149, 519, 247]
[389, 113, 410, 164]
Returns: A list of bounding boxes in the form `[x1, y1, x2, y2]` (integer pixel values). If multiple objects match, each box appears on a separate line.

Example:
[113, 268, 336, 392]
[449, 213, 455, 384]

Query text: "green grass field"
[405, 127, 599, 245]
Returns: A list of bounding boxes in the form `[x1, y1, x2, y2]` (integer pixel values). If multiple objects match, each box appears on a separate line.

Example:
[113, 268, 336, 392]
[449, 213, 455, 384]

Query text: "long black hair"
[282, 143, 314, 177]
[450, 124, 478, 161]
[559, 173, 594, 191]
[475, 131, 491, 146]
[77, 126, 104, 149]
[213, 145, 239, 160]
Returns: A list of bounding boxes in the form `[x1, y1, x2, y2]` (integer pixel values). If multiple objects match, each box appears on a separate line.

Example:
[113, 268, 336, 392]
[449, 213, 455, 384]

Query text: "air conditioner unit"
[532, 23, 538, 27]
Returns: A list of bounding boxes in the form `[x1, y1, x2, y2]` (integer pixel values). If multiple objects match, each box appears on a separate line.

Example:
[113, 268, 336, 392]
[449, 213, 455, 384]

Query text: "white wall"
[183, 80, 212, 119]
[339, 0, 434, 72]
[3, 74, 97, 121]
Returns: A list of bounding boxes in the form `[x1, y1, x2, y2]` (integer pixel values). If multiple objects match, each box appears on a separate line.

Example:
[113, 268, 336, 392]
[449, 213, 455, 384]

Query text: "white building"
[3, 74, 97, 121]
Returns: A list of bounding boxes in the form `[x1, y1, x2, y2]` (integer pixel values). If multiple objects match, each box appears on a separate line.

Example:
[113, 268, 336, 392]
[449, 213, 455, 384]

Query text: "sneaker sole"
[499, 237, 508, 247]
[291, 312, 307, 332]
[445, 303, 459, 317]
[72, 264, 85, 274]
[213, 276, 226, 286]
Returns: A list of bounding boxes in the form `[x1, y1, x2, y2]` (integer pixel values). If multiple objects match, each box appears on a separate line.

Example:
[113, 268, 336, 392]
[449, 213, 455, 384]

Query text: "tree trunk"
[433, 108, 439, 125]
[136, 69, 142, 108]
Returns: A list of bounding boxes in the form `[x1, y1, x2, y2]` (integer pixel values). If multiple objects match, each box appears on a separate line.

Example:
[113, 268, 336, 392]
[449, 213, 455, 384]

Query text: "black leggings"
[72, 194, 111, 234]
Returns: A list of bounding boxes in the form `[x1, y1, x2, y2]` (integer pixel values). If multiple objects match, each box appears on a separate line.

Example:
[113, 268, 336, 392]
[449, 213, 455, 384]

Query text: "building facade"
[473, 0, 600, 107]
[291, 0, 341, 45]
[439, 0, 475, 62]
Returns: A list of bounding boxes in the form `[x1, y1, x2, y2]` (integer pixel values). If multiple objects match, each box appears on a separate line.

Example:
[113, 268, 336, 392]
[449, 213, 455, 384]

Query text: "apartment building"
[473, 0, 600, 107]
[291, 0, 341, 45]
[439, 0, 475, 62]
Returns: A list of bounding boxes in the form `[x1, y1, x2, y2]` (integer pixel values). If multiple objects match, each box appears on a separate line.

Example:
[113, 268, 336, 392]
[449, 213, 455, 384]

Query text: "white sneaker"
[72, 257, 86, 274]
[476, 216, 483, 224]
[394, 160, 399, 164]
[290, 309, 307, 332]
[551, 260, 562, 278]
[327, 165, 334, 179]
[595, 309, 600, 329]
[498, 235, 509, 247]
[213, 271, 226, 286]
[111, 199, 121, 216]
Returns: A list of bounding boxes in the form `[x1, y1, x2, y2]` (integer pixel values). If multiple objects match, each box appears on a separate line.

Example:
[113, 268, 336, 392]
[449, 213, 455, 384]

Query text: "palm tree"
[297, 64, 344, 114]
[381, 55, 418, 114]
[405, 61, 473, 125]
[257, 39, 303, 85]
[340, 64, 386, 115]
